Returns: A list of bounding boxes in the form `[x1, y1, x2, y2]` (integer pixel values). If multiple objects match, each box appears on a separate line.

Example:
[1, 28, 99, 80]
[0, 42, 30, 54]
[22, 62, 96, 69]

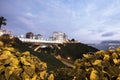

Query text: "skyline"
[1, 0, 120, 43]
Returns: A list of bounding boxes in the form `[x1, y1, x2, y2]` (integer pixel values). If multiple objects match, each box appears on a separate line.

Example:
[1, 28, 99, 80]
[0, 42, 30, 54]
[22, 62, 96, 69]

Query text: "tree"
[71, 38, 75, 42]
[0, 16, 7, 29]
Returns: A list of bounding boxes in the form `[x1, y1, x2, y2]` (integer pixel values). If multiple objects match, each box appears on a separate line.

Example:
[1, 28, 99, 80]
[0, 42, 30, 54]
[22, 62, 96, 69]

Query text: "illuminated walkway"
[18, 38, 64, 44]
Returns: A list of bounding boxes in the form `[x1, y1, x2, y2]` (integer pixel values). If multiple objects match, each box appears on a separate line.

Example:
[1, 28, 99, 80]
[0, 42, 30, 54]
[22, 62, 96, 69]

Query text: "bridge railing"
[18, 38, 63, 44]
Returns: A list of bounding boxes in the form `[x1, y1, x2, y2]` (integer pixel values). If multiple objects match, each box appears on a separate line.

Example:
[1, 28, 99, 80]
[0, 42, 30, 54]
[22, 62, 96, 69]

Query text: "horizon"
[1, 0, 120, 43]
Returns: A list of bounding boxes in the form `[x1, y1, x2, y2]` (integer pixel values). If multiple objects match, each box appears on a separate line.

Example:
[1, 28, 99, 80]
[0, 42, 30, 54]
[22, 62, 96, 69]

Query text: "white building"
[0, 30, 12, 36]
[51, 32, 68, 42]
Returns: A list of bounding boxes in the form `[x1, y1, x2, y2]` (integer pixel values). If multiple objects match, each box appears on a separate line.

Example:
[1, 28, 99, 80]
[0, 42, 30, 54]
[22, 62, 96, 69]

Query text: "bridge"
[19, 38, 64, 44]
[18, 38, 64, 51]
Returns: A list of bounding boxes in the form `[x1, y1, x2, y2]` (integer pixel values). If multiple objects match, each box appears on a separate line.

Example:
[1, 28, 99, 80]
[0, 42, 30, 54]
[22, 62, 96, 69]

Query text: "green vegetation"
[0, 35, 120, 80]
[12, 38, 66, 71]
[0, 40, 49, 80]
[56, 43, 98, 60]
[55, 48, 120, 80]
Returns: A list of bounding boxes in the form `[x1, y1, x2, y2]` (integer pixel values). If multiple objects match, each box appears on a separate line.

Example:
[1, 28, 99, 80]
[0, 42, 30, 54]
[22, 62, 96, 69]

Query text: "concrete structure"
[19, 38, 63, 44]
[18, 37, 64, 51]
[33, 34, 43, 40]
[50, 32, 68, 42]
[26, 32, 43, 40]
[26, 32, 34, 39]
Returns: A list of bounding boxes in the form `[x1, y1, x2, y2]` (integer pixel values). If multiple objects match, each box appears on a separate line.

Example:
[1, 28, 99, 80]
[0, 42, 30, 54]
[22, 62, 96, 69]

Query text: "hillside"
[0, 35, 66, 71]
[55, 48, 120, 80]
[0, 35, 120, 80]
[11, 37, 99, 67]
[56, 43, 99, 60]
[0, 36, 55, 80]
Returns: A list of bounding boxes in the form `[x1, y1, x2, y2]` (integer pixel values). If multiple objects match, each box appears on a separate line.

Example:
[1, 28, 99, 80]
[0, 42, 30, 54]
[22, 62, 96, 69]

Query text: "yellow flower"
[103, 54, 110, 61]
[0, 41, 4, 47]
[92, 60, 102, 66]
[90, 69, 99, 80]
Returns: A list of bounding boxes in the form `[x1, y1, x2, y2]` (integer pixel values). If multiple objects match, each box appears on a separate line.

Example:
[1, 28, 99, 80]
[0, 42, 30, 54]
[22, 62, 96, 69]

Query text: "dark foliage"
[12, 37, 66, 71]
[0, 16, 7, 29]
[57, 43, 99, 60]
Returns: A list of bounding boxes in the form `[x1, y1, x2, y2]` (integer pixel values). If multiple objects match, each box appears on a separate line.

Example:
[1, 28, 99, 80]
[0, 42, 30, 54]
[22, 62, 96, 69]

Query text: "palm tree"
[0, 16, 7, 29]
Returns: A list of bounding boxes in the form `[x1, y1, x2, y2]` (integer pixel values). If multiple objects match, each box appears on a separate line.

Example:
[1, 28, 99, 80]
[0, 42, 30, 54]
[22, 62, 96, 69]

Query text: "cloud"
[101, 32, 116, 37]
[1, 0, 120, 42]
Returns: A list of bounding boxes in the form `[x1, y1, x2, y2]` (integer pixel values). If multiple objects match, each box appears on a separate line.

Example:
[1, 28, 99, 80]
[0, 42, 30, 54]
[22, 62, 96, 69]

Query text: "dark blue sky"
[1, 0, 120, 43]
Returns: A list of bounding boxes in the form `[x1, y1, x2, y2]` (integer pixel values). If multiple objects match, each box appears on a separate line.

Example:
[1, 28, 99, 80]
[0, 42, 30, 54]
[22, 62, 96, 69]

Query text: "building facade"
[33, 34, 43, 39]
[0, 30, 12, 36]
[26, 32, 43, 40]
[26, 32, 34, 39]
[51, 32, 68, 42]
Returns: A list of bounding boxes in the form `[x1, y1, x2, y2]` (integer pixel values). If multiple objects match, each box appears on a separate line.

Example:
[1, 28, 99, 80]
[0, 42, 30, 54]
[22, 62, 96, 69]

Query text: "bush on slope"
[0, 40, 49, 80]
[56, 43, 99, 60]
[55, 47, 120, 80]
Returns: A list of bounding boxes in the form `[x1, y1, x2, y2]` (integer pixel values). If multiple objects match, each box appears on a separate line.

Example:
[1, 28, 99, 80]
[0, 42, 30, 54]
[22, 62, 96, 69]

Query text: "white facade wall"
[52, 32, 67, 41]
